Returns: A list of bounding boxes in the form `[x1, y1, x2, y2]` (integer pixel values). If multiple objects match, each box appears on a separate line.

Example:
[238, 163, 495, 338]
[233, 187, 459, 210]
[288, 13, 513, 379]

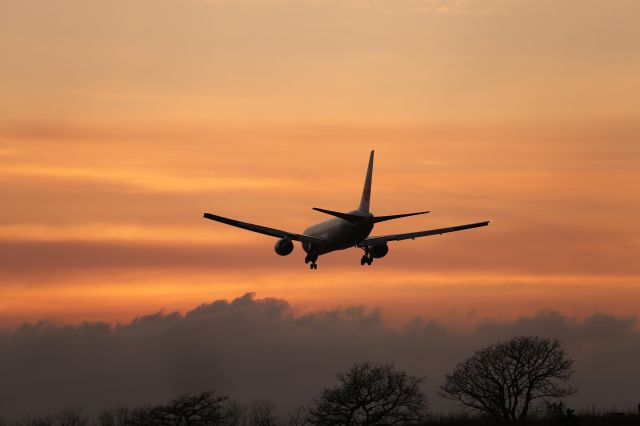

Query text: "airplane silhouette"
[204, 150, 490, 269]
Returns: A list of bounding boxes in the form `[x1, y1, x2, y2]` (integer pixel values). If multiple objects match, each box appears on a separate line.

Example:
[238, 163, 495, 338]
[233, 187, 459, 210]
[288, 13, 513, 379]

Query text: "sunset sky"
[1, 0, 639, 330]
[3, 0, 640, 417]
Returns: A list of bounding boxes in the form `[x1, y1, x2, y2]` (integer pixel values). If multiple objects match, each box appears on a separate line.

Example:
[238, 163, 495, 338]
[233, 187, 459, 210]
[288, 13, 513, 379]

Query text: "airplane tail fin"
[359, 150, 374, 212]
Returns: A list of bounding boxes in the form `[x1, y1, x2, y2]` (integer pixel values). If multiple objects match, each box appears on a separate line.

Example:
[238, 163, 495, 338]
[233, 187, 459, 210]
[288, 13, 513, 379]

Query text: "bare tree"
[99, 410, 116, 426]
[13, 410, 87, 426]
[56, 408, 88, 426]
[308, 361, 427, 426]
[223, 401, 247, 426]
[248, 401, 277, 426]
[163, 391, 229, 425]
[220, 400, 277, 426]
[128, 391, 229, 426]
[285, 407, 308, 426]
[440, 336, 575, 421]
[16, 416, 54, 426]
[99, 407, 131, 426]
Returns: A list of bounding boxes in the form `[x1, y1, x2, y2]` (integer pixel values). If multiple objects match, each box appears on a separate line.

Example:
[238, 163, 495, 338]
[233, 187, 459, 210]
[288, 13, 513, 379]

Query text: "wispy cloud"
[0, 164, 294, 193]
[193, 0, 506, 15]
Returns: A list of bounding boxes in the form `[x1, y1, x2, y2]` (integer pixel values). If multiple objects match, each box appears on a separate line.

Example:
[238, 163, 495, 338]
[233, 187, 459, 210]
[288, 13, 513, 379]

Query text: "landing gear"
[305, 254, 318, 270]
[360, 248, 373, 266]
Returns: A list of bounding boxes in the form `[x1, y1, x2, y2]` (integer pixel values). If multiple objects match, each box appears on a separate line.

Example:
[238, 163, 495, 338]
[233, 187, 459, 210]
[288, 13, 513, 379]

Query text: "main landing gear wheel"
[305, 254, 318, 270]
[360, 255, 373, 266]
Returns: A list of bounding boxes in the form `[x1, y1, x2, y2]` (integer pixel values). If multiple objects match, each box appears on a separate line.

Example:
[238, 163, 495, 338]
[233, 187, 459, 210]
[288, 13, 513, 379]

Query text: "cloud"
[0, 293, 639, 419]
[0, 164, 292, 194]
[193, 0, 506, 15]
[1, 216, 637, 284]
[0, 240, 273, 280]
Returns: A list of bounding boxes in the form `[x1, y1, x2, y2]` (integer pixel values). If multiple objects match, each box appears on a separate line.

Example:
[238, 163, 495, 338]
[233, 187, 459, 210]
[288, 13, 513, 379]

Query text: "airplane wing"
[358, 220, 490, 246]
[203, 212, 325, 244]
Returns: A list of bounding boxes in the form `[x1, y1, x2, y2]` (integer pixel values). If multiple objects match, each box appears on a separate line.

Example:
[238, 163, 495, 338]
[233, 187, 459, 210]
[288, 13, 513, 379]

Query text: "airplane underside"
[302, 242, 388, 269]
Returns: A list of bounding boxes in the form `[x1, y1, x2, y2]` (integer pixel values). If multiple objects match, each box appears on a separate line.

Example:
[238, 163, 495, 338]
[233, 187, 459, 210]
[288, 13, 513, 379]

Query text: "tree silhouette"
[98, 407, 131, 426]
[308, 362, 427, 426]
[248, 400, 277, 426]
[285, 407, 308, 426]
[14, 410, 88, 426]
[440, 336, 575, 421]
[55, 409, 88, 426]
[128, 391, 229, 426]
[223, 401, 247, 426]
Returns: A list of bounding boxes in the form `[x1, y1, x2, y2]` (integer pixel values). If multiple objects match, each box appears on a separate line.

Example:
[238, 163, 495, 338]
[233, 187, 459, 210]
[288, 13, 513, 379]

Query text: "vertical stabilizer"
[358, 150, 374, 212]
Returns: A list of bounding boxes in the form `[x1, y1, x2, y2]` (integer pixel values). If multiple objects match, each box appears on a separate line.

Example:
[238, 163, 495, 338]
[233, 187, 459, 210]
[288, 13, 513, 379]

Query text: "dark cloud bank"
[1, 293, 639, 418]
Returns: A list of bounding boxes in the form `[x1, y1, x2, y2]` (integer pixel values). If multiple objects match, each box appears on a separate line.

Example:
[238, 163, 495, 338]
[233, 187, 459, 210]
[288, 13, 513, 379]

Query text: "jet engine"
[369, 243, 389, 258]
[274, 238, 294, 256]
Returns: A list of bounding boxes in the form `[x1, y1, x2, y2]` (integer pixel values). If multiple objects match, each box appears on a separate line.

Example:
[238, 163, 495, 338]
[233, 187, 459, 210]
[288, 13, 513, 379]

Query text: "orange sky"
[1, 0, 639, 328]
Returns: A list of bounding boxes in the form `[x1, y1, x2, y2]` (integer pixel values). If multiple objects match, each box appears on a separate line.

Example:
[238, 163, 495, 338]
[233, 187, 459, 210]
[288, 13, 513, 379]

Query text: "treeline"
[2, 336, 638, 425]
[3, 399, 639, 426]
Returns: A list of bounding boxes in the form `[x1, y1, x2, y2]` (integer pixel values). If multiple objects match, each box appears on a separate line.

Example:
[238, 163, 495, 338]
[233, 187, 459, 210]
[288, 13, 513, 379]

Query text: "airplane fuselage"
[302, 210, 374, 256]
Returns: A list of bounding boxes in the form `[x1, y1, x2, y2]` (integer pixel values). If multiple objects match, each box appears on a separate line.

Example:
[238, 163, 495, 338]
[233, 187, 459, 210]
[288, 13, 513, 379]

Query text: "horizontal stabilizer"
[313, 207, 364, 223]
[374, 211, 430, 223]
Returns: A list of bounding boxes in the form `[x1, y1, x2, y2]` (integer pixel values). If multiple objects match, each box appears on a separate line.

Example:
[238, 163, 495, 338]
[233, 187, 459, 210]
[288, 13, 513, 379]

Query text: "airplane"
[203, 150, 490, 269]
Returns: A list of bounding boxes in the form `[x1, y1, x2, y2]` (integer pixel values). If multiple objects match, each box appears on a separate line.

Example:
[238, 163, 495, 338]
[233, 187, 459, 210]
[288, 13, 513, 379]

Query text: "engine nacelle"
[274, 238, 294, 256]
[369, 243, 389, 258]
